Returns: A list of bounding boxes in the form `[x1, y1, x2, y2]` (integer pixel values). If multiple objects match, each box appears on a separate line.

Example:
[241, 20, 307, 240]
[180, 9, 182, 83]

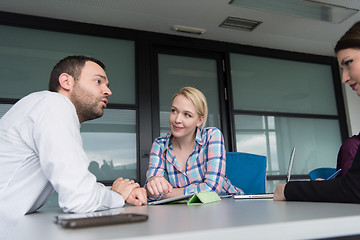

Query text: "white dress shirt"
[0, 91, 124, 239]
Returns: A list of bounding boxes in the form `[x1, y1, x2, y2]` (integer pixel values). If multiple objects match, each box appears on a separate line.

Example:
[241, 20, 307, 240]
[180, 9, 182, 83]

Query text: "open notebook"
[234, 146, 296, 200]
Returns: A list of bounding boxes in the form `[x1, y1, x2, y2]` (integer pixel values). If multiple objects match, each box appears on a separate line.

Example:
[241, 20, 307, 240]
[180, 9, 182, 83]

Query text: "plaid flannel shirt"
[146, 127, 243, 195]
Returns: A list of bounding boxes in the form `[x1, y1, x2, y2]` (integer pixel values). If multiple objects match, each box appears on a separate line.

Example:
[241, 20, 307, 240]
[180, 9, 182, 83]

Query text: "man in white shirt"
[0, 56, 147, 239]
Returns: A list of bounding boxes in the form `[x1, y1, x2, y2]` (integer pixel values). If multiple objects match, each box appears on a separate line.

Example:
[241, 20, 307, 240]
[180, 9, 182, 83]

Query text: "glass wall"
[158, 54, 221, 136]
[82, 109, 137, 181]
[234, 115, 341, 173]
[231, 54, 337, 115]
[0, 18, 345, 195]
[0, 104, 12, 118]
[230, 53, 342, 192]
[0, 24, 137, 181]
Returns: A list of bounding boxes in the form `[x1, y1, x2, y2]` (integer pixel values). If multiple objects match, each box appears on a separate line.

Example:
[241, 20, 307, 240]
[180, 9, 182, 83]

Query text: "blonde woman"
[145, 87, 242, 200]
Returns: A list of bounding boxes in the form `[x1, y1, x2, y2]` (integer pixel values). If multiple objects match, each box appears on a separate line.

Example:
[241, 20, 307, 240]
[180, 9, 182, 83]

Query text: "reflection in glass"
[268, 132, 279, 174]
[230, 53, 337, 115]
[0, 25, 135, 104]
[82, 109, 137, 181]
[266, 180, 282, 194]
[235, 114, 342, 176]
[83, 133, 136, 181]
[158, 54, 221, 137]
[0, 104, 12, 118]
[2, 107, 137, 182]
[236, 133, 267, 156]
[2, 106, 137, 182]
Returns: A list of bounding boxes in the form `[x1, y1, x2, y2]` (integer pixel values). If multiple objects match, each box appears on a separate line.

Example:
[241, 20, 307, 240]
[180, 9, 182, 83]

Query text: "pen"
[326, 169, 342, 180]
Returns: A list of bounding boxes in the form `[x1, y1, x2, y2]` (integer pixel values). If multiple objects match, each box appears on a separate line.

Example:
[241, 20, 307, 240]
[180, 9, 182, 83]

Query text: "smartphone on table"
[54, 209, 148, 229]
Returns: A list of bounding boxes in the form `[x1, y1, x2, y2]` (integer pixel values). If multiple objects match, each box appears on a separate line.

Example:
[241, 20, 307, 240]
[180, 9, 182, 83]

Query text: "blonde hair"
[172, 87, 208, 129]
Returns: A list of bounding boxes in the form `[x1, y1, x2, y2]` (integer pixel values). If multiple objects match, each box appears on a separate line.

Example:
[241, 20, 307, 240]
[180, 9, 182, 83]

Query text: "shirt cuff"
[108, 190, 125, 208]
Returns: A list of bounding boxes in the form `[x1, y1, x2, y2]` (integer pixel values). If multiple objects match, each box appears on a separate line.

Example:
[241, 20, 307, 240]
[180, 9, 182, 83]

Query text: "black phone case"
[58, 213, 148, 228]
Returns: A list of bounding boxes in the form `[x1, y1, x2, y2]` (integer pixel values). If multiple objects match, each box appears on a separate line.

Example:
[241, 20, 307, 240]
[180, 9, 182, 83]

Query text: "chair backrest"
[226, 152, 267, 194]
[309, 167, 336, 180]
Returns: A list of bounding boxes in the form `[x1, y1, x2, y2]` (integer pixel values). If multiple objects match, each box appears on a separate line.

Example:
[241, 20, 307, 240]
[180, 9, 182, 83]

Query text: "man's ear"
[58, 73, 74, 91]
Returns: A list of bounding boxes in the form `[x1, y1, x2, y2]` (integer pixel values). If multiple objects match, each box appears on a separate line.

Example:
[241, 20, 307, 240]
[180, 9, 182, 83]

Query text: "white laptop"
[234, 146, 296, 200]
[286, 146, 296, 183]
[233, 193, 274, 199]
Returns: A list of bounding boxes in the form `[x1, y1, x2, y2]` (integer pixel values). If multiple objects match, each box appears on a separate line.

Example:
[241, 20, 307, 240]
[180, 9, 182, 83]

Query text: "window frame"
[0, 11, 140, 185]
[0, 11, 348, 186]
[226, 46, 347, 181]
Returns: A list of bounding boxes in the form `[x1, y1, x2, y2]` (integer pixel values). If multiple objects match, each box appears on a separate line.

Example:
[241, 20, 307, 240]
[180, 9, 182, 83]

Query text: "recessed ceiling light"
[229, 0, 358, 23]
[171, 25, 206, 35]
[220, 17, 262, 32]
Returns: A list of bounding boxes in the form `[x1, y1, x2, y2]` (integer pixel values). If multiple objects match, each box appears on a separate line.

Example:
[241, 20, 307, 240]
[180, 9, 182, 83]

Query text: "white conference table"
[7, 198, 360, 240]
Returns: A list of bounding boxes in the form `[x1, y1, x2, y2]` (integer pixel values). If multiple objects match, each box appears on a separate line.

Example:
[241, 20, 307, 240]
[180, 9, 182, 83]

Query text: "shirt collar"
[195, 127, 204, 146]
[164, 127, 204, 150]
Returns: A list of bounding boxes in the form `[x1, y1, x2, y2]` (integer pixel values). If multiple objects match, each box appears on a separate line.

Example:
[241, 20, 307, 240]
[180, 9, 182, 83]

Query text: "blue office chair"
[309, 167, 337, 180]
[226, 152, 267, 194]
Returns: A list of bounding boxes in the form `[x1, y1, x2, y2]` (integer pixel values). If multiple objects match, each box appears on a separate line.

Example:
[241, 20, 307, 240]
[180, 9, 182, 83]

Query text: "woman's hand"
[273, 183, 287, 201]
[146, 176, 173, 199]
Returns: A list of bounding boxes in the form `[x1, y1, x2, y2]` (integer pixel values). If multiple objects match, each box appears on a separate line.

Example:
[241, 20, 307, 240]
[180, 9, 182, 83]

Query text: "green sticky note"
[187, 191, 221, 205]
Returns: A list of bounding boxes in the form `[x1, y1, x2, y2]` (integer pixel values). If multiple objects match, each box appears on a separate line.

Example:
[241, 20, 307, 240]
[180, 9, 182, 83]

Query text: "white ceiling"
[1, 0, 360, 56]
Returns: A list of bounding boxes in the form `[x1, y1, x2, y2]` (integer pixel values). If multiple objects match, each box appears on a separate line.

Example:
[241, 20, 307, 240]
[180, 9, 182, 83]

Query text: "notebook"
[234, 146, 296, 200]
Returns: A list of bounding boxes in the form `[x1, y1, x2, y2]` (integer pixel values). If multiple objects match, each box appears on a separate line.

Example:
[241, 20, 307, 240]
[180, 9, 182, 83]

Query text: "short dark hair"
[48, 55, 105, 92]
[334, 21, 360, 53]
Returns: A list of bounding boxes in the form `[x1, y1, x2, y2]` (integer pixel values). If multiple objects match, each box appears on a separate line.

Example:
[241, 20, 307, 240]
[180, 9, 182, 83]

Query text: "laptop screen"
[286, 146, 296, 183]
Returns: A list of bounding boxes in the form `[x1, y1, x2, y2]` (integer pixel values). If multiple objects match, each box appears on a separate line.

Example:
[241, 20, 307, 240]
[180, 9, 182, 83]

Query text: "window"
[0, 12, 347, 194]
[83, 109, 137, 181]
[157, 53, 221, 136]
[0, 24, 137, 182]
[230, 53, 342, 192]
